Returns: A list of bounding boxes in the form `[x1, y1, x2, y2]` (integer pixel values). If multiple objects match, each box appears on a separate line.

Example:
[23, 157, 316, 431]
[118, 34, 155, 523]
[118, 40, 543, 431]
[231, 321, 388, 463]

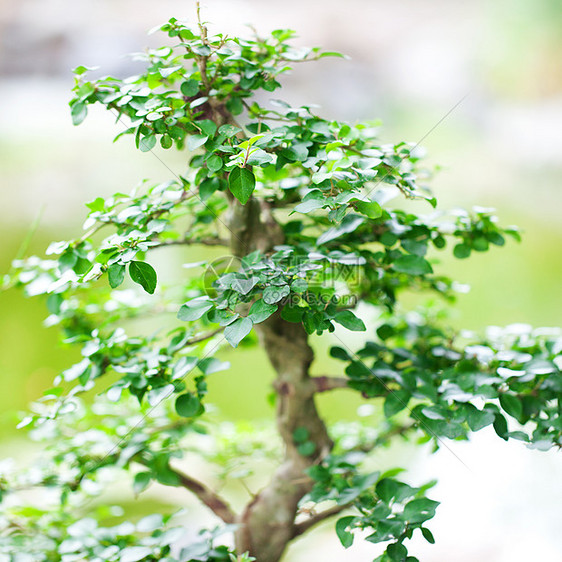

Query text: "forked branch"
[292, 503, 351, 538]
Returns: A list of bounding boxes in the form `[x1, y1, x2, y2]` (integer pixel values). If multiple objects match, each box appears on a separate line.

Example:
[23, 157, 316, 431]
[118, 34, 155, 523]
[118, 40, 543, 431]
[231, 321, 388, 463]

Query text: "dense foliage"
[2, 10, 561, 562]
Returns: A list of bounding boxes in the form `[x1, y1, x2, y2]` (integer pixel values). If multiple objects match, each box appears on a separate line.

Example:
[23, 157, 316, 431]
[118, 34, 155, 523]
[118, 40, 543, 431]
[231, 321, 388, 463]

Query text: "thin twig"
[292, 503, 351, 538]
[150, 237, 229, 250]
[183, 327, 225, 346]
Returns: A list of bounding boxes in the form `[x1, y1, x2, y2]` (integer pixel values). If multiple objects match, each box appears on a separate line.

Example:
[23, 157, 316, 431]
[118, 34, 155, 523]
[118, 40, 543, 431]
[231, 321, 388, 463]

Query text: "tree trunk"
[227, 197, 333, 561]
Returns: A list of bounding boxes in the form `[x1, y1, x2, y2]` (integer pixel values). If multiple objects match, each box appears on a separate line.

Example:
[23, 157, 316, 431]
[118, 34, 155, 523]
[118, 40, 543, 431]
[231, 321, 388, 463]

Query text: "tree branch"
[151, 236, 229, 250]
[171, 465, 237, 524]
[183, 327, 225, 346]
[292, 503, 351, 538]
[311, 376, 349, 393]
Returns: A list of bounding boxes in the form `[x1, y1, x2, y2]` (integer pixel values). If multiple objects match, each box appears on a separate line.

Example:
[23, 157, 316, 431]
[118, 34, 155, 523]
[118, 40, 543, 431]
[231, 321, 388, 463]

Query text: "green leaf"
[120, 546, 153, 562]
[171, 356, 198, 380]
[384, 390, 410, 418]
[177, 298, 214, 321]
[392, 254, 433, 275]
[403, 498, 439, 524]
[319, 51, 348, 59]
[108, 263, 126, 289]
[218, 124, 241, 138]
[136, 514, 164, 533]
[199, 177, 219, 200]
[59, 250, 77, 272]
[376, 478, 415, 504]
[224, 317, 253, 348]
[386, 542, 408, 561]
[345, 361, 371, 379]
[263, 284, 290, 304]
[152, 457, 180, 486]
[129, 261, 157, 294]
[336, 516, 356, 548]
[197, 119, 217, 137]
[333, 310, 366, 331]
[71, 102, 87, 126]
[72, 65, 91, 75]
[499, 393, 523, 421]
[453, 243, 471, 259]
[401, 238, 428, 257]
[160, 134, 173, 149]
[487, 232, 505, 246]
[281, 304, 305, 323]
[290, 278, 308, 294]
[377, 324, 395, 340]
[207, 154, 223, 173]
[139, 134, 156, 152]
[330, 346, 351, 361]
[228, 167, 256, 204]
[354, 200, 382, 219]
[226, 96, 243, 115]
[421, 527, 435, 544]
[248, 300, 278, 323]
[147, 384, 175, 407]
[472, 237, 489, 252]
[317, 215, 364, 245]
[230, 275, 259, 295]
[197, 357, 230, 375]
[187, 134, 209, 152]
[293, 199, 325, 214]
[493, 413, 509, 440]
[175, 393, 202, 417]
[46, 293, 63, 315]
[380, 231, 398, 247]
[464, 404, 495, 431]
[85, 196, 105, 212]
[180, 79, 199, 97]
[133, 471, 152, 495]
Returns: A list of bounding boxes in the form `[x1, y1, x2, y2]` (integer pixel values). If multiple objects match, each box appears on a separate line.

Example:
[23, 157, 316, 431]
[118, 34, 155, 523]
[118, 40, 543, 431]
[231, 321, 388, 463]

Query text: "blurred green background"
[0, 0, 561, 560]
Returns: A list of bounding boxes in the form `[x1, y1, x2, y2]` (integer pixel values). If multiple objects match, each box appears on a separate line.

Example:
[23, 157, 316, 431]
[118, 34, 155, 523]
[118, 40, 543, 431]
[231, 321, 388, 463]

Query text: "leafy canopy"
[2, 12, 561, 562]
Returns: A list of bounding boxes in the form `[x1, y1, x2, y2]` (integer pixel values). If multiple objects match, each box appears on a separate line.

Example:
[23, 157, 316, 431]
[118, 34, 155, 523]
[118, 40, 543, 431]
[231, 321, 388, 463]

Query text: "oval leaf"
[71, 102, 87, 126]
[228, 167, 256, 205]
[355, 200, 382, 219]
[133, 471, 152, 495]
[177, 298, 214, 322]
[263, 284, 290, 304]
[187, 134, 208, 152]
[175, 393, 202, 418]
[334, 310, 366, 331]
[129, 261, 157, 294]
[499, 393, 523, 421]
[120, 546, 153, 562]
[107, 263, 126, 289]
[336, 516, 356, 548]
[392, 254, 433, 275]
[224, 317, 253, 348]
[248, 300, 278, 324]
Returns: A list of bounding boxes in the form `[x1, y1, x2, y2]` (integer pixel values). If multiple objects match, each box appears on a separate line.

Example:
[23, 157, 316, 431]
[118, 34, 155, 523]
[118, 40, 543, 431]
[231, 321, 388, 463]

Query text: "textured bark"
[227, 197, 333, 562]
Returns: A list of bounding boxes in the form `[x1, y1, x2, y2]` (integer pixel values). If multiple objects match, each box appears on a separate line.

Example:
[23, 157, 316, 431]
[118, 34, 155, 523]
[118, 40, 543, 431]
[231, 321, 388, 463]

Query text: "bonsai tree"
[3, 9, 561, 562]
